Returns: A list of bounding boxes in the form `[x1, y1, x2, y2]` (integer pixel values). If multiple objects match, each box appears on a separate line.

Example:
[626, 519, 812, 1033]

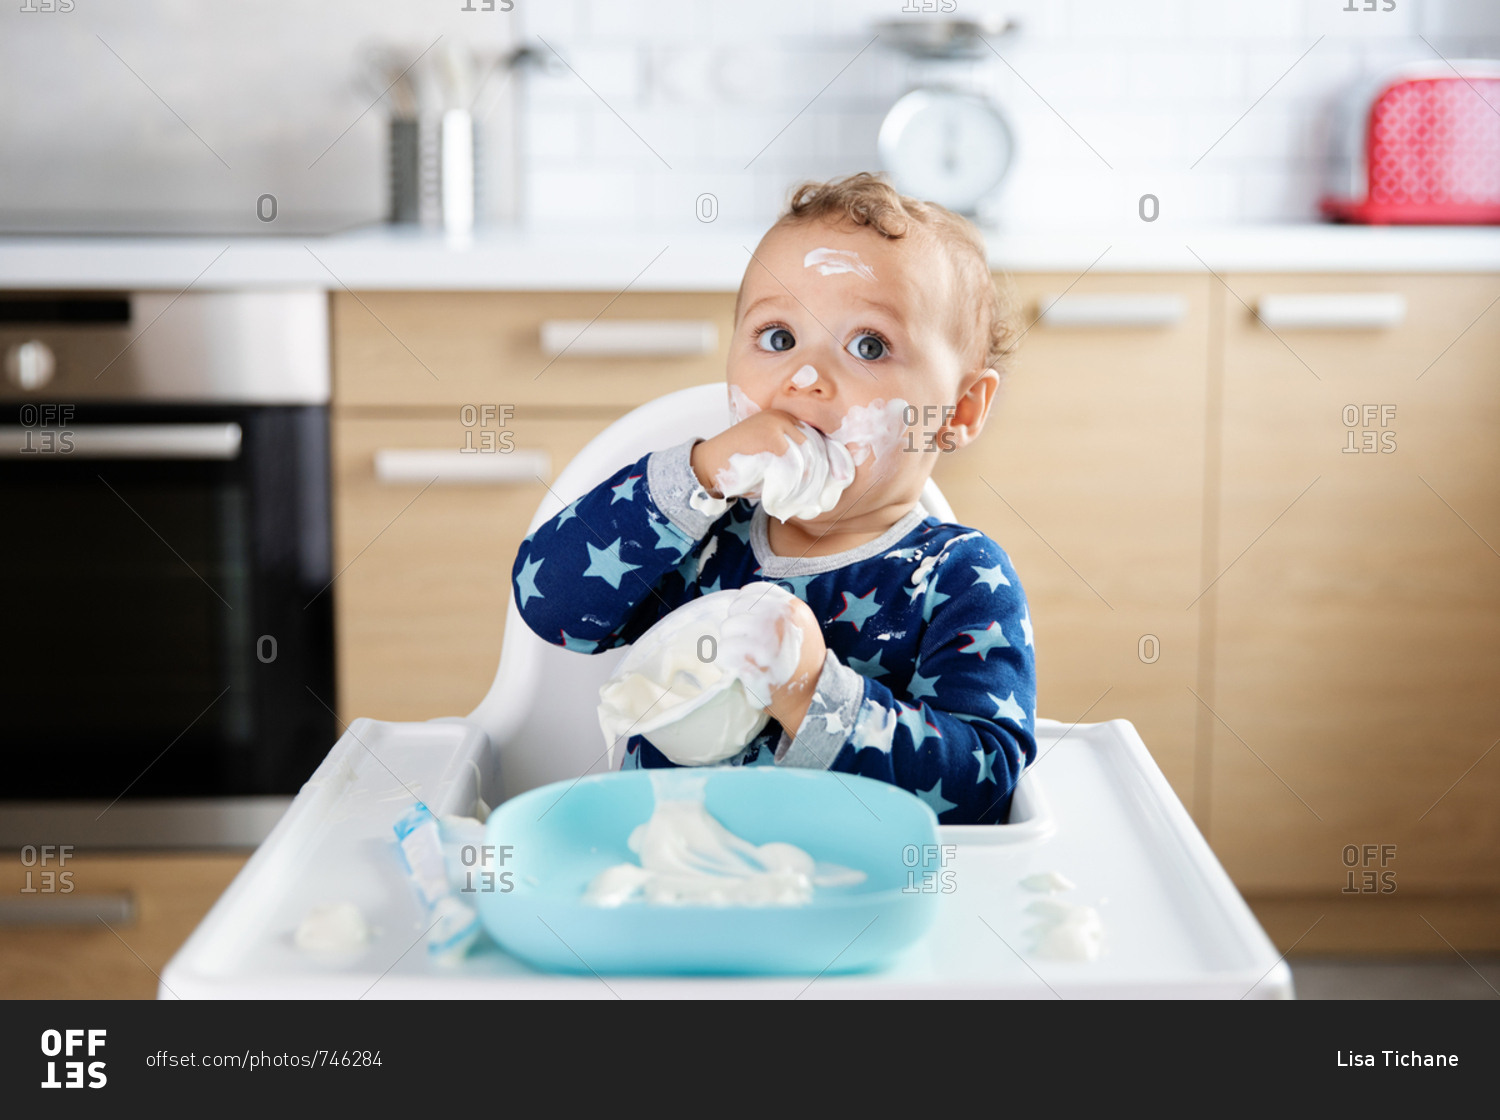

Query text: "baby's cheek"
[726, 380, 764, 423]
[832, 397, 912, 468]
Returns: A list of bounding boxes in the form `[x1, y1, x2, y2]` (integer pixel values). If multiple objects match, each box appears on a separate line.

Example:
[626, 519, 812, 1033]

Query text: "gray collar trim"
[750, 503, 930, 576]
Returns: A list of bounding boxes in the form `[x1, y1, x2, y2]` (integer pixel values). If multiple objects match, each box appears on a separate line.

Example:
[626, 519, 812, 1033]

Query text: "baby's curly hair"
[770, 172, 1017, 377]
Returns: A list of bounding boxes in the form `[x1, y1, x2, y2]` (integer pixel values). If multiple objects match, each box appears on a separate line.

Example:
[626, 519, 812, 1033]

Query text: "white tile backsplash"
[1067, 0, 1190, 41]
[1125, 50, 1248, 102]
[1306, 1, 1418, 39]
[1, 0, 1496, 231]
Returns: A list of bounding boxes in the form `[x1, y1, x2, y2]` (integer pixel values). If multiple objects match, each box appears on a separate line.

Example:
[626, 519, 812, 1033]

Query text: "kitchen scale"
[875, 17, 1018, 216]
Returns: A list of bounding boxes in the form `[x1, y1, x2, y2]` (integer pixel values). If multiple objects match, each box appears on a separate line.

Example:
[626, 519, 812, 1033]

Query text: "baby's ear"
[941, 367, 1001, 450]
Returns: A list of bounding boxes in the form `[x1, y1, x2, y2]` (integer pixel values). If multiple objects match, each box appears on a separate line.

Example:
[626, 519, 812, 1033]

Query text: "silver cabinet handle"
[539, 319, 718, 357]
[1037, 294, 1187, 328]
[1255, 293, 1406, 329]
[374, 448, 550, 485]
[0, 423, 242, 459]
[0, 892, 136, 926]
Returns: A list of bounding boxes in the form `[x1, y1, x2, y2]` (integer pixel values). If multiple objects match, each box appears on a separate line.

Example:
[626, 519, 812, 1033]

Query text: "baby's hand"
[765, 594, 827, 741]
[690, 409, 811, 497]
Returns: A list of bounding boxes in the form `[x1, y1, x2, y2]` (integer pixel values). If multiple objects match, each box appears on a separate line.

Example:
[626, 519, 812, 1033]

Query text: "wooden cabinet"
[331, 414, 616, 722]
[329, 290, 738, 724]
[933, 273, 1214, 812]
[331, 290, 736, 409]
[0, 854, 247, 998]
[1205, 275, 1500, 913]
[328, 274, 1500, 949]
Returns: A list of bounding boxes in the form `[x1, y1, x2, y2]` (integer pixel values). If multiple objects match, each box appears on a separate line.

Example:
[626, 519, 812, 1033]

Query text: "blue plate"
[478, 768, 943, 975]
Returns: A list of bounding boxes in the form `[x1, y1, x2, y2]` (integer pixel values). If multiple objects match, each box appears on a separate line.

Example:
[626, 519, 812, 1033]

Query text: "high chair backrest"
[467, 382, 959, 800]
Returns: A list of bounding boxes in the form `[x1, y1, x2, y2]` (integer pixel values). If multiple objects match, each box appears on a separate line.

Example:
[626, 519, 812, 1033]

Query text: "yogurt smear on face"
[829, 397, 908, 466]
[804, 247, 876, 282]
[728, 384, 762, 423]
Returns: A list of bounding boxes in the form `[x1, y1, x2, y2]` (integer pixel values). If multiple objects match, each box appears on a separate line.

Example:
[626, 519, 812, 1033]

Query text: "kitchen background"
[3, 0, 1497, 231]
[3, 0, 1499, 999]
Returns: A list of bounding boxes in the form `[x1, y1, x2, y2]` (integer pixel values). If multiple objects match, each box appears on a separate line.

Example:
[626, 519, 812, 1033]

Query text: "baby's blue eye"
[758, 327, 795, 353]
[848, 333, 886, 361]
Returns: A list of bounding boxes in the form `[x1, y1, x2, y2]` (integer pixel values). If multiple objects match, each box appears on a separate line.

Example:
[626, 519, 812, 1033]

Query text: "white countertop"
[2, 222, 1498, 290]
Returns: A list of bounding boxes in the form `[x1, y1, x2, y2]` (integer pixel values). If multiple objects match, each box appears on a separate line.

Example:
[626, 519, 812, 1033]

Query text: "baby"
[511, 173, 1035, 824]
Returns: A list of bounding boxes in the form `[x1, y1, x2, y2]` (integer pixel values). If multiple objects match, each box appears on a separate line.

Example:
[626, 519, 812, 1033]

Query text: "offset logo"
[40, 1029, 106, 1089]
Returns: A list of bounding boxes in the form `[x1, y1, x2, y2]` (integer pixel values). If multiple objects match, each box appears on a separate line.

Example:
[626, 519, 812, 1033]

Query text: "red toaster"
[1321, 61, 1500, 225]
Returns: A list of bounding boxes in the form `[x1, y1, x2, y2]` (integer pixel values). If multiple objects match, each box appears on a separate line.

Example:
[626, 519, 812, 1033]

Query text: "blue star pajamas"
[511, 438, 1038, 824]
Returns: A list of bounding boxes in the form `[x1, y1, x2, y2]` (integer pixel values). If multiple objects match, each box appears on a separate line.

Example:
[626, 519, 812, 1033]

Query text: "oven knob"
[5, 339, 57, 391]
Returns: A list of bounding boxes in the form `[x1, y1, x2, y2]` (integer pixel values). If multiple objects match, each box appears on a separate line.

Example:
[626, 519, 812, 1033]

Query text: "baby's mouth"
[787, 413, 834, 441]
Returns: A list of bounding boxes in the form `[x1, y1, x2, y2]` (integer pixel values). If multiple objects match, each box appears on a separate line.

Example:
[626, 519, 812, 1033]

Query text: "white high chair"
[163, 383, 1292, 998]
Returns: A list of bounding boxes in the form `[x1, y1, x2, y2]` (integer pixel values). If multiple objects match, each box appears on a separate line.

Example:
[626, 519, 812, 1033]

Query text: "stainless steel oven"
[0, 290, 335, 848]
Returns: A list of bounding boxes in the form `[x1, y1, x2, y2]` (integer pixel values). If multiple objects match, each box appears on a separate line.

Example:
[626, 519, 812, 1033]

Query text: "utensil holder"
[388, 117, 421, 224]
[388, 113, 480, 234]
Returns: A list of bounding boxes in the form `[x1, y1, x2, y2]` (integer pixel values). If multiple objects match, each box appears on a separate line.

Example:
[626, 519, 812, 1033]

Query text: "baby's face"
[727, 220, 974, 521]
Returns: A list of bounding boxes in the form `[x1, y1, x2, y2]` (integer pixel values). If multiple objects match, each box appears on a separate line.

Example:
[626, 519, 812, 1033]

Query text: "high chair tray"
[161, 717, 1292, 999]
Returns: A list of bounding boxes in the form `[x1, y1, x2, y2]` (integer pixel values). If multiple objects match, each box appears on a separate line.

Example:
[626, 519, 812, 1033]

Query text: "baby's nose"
[787, 365, 821, 391]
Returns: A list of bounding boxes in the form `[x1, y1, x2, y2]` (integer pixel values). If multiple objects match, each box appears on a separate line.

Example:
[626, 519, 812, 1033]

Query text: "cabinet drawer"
[0, 854, 246, 998]
[934, 273, 1213, 809]
[1209, 273, 1500, 893]
[331, 414, 618, 723]
[332, 291, 736, 408]
[1219, 273, 1494, 382]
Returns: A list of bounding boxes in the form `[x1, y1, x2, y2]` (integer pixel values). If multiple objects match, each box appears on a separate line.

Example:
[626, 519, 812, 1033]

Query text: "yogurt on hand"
[704, 395, 911, 524]
[597, 583, 806, 766]
[712, 421, 857, 522]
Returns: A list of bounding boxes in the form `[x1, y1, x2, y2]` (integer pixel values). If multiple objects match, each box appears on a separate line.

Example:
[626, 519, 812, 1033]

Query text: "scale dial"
[877, 88, 1014, 214]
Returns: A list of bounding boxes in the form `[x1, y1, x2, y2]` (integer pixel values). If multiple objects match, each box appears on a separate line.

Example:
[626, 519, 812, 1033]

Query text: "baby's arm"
[510, 441, 720, 652]
[777, 537, 1037, 824]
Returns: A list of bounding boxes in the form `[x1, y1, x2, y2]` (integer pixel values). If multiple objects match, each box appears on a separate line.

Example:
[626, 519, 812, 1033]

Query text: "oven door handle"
[0, 423, 243, 459]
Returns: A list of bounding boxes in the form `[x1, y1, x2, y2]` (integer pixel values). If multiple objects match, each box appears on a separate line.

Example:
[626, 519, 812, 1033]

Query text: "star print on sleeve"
[971, 562, 1011, 592]
[514, 555, 544, 607]
[582, 538, 643, 589]
[610, 475, 642, 503]
[510, 450, 702, 654]
[908, 668, 940, 701]
[989, 691, 1027, 725]
[722, 511, 754, 544]
[896, 701, 942, 747]
[957, 621, 1011, 660]
[914, 776, 957, 818]
[972, 747, 998, 786]
[647, 514, 691, 554]
[816, 532, 1035, 824]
